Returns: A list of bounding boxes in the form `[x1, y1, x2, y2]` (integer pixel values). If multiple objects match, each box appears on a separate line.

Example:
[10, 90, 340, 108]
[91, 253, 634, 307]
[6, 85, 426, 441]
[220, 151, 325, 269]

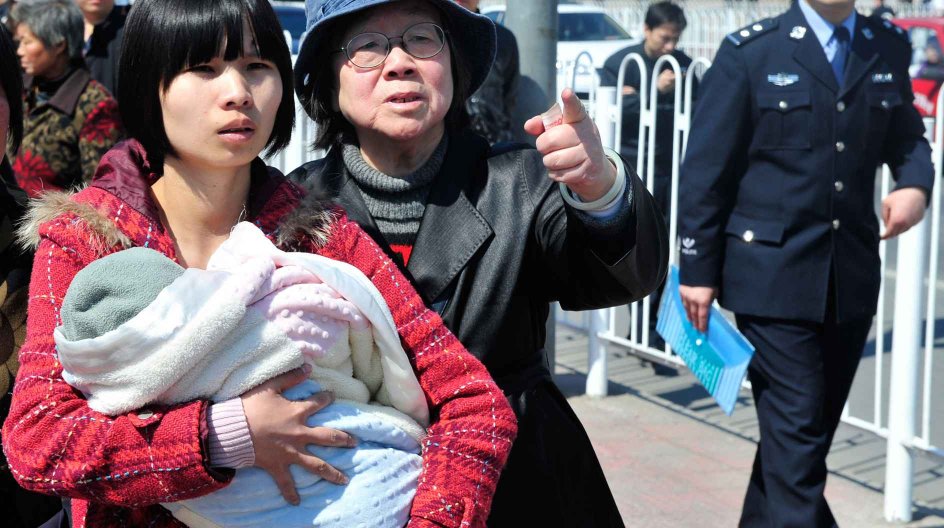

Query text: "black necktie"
[831, 26, 851, 86]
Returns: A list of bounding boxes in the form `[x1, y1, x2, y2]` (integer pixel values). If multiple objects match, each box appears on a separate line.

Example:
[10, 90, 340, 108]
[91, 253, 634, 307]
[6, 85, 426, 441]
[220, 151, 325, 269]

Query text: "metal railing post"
[595, 86, 617, 151]
[884, 217, 929, 523]
[641, 55, 683, 348]
[883, 117, 935, 522]
[569, 50, 596, 107]
[585, 83, 619, 398]
[586, 308, 608, 398]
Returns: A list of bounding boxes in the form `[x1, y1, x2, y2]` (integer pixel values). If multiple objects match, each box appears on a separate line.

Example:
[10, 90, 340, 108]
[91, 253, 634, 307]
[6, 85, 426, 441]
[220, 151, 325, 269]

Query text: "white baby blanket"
[55, 222, 429, 527]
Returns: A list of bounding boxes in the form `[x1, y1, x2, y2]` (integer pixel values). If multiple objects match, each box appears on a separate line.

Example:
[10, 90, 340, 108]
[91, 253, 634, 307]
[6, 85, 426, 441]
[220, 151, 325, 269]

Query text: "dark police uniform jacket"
[679, 3, 934, 323]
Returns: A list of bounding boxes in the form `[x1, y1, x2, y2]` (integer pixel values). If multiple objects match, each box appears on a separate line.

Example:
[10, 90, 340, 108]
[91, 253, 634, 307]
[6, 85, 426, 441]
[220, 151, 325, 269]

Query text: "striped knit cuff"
[207, 398, 255, 469]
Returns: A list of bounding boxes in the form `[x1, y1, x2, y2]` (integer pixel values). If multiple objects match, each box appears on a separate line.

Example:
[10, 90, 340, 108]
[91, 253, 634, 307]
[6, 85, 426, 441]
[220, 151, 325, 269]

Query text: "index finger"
[248, 364, 311, 395]
[681, 295, 696, 328]
[881, 221, 902, 240]
[561, 89, 587, 124]
[696, 302, 709, 333]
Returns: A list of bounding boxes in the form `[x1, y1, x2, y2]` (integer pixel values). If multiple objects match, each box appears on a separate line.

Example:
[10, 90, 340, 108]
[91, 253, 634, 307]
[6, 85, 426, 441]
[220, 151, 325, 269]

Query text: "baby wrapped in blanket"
[54, 222, 430, 528]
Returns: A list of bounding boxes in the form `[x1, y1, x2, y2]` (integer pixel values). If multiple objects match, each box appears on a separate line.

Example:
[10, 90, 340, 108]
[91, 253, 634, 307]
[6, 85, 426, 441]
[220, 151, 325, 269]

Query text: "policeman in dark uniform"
[677, 0, 933, 525]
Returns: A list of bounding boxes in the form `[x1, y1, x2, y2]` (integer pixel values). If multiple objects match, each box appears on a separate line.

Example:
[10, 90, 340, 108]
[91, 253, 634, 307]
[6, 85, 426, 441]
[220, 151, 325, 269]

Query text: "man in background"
[455, 0, 521, 144]
[76, 0, 125, 96]
[600, 1, 694, 367]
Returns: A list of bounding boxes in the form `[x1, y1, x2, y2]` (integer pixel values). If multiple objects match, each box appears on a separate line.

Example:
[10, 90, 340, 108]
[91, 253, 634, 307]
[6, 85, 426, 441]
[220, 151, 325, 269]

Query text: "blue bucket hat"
[294, 0, 497, 117]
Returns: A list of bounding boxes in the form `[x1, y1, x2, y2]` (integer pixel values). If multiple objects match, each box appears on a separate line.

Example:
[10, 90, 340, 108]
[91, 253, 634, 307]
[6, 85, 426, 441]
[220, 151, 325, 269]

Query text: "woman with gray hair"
[9, 0, 122, 197]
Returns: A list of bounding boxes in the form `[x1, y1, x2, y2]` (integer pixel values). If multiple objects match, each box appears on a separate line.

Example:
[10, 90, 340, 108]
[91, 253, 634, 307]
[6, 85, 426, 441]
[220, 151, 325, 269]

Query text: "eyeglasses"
[335, 22, 447, 69]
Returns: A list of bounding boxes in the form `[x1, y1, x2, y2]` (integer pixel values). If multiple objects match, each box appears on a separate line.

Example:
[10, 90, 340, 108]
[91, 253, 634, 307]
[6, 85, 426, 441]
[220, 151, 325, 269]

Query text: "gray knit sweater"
[342, 135, 449, 247]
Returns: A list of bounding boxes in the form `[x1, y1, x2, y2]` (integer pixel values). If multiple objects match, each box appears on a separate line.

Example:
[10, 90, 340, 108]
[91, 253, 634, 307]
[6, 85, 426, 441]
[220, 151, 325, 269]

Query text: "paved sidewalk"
[553, 325, 944, 528]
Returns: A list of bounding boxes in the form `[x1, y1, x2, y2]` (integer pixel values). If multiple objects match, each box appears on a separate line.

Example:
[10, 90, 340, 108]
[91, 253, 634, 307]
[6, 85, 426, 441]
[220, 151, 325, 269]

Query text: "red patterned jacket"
[12, 68, 123, 198]
[1, 141, 516, 527]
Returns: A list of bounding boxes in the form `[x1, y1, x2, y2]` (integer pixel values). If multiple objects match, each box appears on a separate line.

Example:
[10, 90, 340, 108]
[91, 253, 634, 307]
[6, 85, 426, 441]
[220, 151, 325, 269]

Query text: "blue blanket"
[164, 381, 422, 528]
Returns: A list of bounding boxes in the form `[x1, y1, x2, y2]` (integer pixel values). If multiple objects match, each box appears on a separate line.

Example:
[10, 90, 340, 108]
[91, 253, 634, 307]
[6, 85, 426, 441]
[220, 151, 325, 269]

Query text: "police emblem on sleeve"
[681, 237, 697, 256]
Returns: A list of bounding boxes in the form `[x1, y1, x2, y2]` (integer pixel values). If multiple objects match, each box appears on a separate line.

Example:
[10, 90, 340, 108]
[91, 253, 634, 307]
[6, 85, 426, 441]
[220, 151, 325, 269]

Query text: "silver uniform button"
[834, 181, 844, 192]
[137, 411, 154, 420]
[832, 219, 841, 230]
[881, 99, 890, 109]
[836, 101, 846, 112]
[778, 100, 788, 110]
[740, 29, 750, 37]
[743, 230, 755, 243]
[835, 141, 845, 152]
[753, 24, 763, 31]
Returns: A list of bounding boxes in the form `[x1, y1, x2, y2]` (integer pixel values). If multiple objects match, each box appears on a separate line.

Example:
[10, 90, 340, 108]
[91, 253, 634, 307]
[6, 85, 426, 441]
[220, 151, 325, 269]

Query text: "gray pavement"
[554, 324, 944, 527]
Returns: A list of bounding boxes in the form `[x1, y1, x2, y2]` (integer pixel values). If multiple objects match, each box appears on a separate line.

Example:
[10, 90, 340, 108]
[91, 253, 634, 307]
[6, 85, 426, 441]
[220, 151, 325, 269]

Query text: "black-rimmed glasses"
[335, 22, 447, 69]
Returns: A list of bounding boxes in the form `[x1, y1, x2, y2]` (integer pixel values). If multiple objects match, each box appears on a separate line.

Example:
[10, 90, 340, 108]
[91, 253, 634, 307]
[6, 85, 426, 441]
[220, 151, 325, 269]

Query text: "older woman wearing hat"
[291, 0, 668, 525]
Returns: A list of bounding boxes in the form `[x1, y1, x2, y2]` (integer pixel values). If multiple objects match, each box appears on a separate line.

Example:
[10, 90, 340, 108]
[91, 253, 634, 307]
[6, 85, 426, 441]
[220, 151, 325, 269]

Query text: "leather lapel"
[407, 133, 494, 304]
[839, 15, 879, 100]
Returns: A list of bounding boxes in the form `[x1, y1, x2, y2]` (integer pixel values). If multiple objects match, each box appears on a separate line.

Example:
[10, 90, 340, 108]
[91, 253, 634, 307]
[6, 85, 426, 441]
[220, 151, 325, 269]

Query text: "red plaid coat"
[1, 141, 516, 527]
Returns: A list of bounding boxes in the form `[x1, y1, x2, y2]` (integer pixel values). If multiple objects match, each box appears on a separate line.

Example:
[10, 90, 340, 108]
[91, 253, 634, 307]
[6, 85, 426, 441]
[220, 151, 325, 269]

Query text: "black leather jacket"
[289, 130, 666, 526]
[466, 24, 520, 144]
[289, 131, 667, 383]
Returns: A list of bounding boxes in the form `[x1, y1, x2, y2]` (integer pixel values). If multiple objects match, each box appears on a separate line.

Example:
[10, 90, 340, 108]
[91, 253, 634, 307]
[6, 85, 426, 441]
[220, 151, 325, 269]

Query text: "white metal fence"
[570, 45, 944, 522]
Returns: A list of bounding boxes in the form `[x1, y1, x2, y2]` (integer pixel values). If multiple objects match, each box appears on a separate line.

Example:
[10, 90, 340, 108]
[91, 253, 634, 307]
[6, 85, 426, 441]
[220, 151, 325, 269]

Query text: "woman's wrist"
[559, 148, 627, 212]
[206, 398, 255, 469]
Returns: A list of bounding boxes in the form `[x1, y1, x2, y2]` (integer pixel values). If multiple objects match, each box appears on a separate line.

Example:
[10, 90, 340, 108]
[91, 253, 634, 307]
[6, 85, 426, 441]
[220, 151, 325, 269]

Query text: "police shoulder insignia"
[878, 19, 910, 44]
[727, 18, 779, 47]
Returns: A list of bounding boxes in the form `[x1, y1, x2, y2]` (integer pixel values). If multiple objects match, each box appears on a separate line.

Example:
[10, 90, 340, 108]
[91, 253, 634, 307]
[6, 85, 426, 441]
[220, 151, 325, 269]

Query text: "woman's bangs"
[165, 1, 286, 79]
[179, 3, 246, 69]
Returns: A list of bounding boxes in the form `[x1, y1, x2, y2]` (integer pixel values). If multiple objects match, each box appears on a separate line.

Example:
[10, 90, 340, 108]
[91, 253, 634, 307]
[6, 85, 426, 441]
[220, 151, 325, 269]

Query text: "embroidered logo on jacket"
[767, 73, 800, 86]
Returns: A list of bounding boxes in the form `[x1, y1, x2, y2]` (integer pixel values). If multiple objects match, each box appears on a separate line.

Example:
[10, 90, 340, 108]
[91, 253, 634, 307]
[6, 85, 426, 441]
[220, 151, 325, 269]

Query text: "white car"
[482, 4, 638, 99]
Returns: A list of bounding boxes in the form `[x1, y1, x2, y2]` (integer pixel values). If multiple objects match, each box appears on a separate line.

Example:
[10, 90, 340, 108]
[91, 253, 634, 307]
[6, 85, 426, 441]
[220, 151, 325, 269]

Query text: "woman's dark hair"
[305, 7, 471, 151]
[0, 26, 23, 154]
[118, 0, 294, 169]
[644, 1, 687, 32]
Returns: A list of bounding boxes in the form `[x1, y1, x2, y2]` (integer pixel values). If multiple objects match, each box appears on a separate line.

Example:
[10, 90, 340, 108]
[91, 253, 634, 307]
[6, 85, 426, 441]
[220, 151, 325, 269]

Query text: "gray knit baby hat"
[60, 247, 185, 341]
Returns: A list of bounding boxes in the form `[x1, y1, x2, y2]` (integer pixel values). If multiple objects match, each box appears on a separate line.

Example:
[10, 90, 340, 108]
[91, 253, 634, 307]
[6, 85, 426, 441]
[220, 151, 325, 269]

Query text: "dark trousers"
[735, 308, 872, 528]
